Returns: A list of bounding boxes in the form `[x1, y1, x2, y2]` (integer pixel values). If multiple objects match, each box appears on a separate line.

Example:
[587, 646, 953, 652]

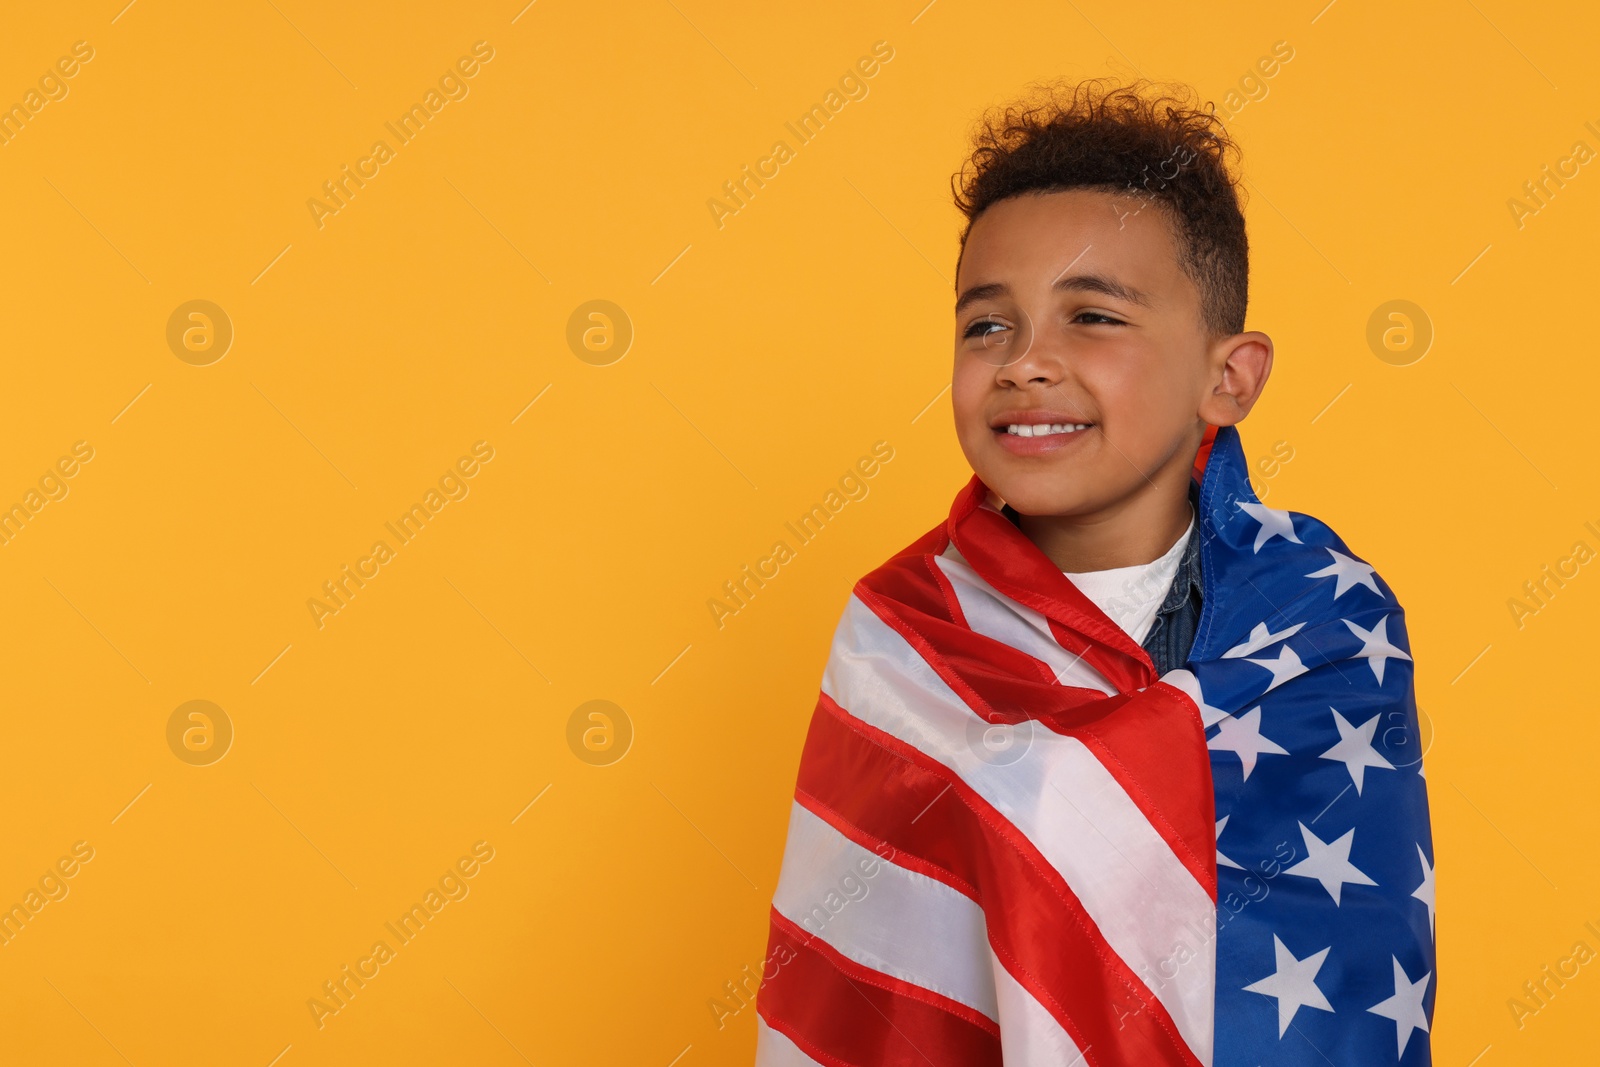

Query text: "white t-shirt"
[1062, 510, 1194, 645]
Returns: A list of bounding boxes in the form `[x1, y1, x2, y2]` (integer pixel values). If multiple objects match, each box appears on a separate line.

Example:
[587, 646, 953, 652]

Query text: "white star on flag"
[1318, 707, 1396, 794]
[1217, 815, 1243, 869]
[1243, 934, 1335, 1037]
[1246, 644, 1310, 692]
[1411, 845, 1435, 941]
[1223, 620, 1307, 659]
[1208, 706, 1288, 780]
[1343, 615, 1412, 685]
[1305, 548, 1381, 600]
[1367, 956, 1432, 1056]
[1286, 822, 1377, 905]
[1162, 668, 1230, 727]
[1236, 500, 1303, 552]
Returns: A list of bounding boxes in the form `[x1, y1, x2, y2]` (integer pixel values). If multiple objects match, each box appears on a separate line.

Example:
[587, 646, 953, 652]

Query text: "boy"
[755, 79, 1436, 1066]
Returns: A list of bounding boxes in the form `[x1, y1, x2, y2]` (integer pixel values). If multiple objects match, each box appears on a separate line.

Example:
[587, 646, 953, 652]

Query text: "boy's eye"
[1074, 311, 1125, 325]
[964, 317, 1008, 339]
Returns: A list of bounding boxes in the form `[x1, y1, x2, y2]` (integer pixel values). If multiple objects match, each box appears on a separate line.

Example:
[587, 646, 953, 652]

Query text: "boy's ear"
[1198, 330, 1273, 426]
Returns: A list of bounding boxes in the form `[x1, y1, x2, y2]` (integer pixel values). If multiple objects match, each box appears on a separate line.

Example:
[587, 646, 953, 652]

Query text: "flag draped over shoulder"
[754, 425, 1437, 1067]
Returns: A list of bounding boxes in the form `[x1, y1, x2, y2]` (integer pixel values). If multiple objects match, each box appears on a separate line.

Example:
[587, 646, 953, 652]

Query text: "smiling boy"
[757, 80, 1436, 1066]
[952, 185, 1262, 573]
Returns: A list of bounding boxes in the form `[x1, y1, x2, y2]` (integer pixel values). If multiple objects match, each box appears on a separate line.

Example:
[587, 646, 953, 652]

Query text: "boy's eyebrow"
[954, 273, 1154, 316]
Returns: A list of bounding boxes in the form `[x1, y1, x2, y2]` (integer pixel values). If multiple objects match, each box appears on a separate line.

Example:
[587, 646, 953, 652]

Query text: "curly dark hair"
[951, 78, 1249, 338]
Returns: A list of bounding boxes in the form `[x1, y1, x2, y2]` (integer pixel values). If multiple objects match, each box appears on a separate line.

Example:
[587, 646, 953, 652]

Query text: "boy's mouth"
[988, 410, 1096, 455]
[998, 422, 1092, 437]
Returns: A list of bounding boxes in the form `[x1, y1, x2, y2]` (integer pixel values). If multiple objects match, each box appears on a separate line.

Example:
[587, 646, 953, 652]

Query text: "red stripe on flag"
[758, 907, 1004, 1067]
[1192, 425, 1218, 482]
[1072, 682, 1218, 902]
[851, 565, 1217, 900]
[858, 553, 1102, 693]
[787, 694, 1205, 1067]
[948, 485, 1154, 691]
[793, 789, 978, 901]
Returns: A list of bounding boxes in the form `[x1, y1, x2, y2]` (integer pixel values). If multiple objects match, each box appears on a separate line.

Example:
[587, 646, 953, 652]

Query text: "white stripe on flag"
[822, 592, 1216, 1065]
[992, 945, 1090, 1064]
[772, 800, 1000, 1021]
[755, 1015, 825, 1067]
[936, 546, 1119, 694]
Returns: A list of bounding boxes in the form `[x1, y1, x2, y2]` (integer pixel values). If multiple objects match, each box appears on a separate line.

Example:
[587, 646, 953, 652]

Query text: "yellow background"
[0, 0, 1594, 1063]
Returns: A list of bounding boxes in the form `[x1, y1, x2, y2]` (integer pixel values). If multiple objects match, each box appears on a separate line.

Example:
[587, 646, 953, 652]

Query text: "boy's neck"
[1010, 462, 1197, 574]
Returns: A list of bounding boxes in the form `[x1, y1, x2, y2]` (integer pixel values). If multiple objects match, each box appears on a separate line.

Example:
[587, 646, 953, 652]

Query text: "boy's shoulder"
[1186, 428, 1410, 670]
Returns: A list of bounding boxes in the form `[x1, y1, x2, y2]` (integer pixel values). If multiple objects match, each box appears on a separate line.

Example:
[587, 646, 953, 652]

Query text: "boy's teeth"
[1006, 423, 1090, 437]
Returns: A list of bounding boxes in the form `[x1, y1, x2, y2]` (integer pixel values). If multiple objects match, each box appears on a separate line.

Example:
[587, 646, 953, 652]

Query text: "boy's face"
[951, 188, 1242, 519]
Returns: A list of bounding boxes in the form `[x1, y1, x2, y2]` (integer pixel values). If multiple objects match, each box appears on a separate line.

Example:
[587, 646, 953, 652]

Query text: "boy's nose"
[993, 314, 1069, 384]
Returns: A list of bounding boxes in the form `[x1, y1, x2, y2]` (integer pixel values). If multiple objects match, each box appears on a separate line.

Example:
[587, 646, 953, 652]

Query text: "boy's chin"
[986, 480, 1102, 519]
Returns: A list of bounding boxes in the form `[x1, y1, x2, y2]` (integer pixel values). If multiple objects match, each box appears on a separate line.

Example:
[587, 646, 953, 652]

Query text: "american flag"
[755, 424, 1436, 1066]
